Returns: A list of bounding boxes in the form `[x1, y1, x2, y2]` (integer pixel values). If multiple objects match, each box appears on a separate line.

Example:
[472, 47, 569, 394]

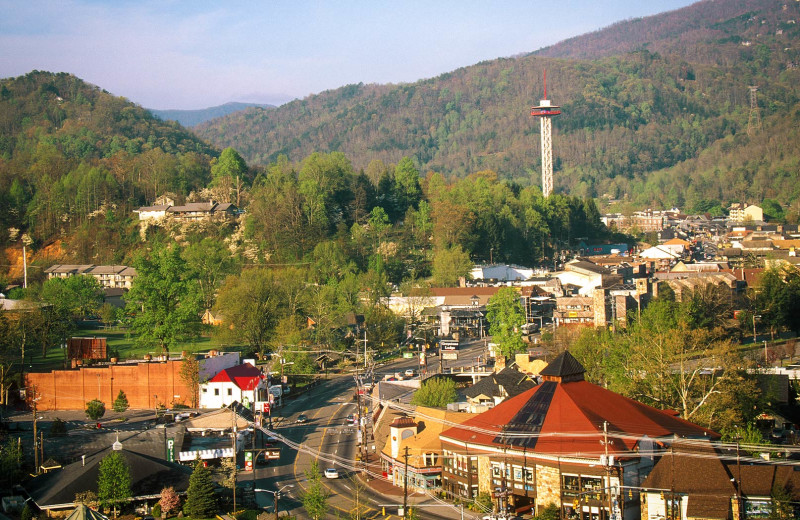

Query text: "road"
[250, 357, 481, 519]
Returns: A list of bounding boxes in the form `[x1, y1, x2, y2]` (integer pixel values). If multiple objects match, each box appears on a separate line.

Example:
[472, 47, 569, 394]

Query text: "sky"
[0, 1, 698, 110]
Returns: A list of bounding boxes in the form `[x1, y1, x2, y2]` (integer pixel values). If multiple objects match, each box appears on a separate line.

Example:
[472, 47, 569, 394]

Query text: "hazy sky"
[1, 1, 697, 110]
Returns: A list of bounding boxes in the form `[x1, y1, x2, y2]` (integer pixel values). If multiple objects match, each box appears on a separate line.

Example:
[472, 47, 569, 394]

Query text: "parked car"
[296, 414, 308, 423]
[404, 369, 416, 377]
[324, 468, 339, 479]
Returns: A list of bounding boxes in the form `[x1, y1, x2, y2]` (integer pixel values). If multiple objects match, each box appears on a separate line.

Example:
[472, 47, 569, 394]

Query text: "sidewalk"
[357, 456, 480, 519]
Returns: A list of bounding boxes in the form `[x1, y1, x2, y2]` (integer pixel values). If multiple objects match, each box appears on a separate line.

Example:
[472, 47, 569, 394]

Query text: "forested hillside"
[195, 0, 800, 212]
[0, 71, 219, 262]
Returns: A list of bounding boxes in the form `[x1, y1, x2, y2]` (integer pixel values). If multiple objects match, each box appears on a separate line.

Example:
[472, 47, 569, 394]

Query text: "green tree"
[770, 483, 794, 520]
[125, 246, 203, 354]
[97, 451, 132, 518]
[0, 438, 23, 488]
[534, 503, 560, 520]
[100, 302, 118, 329]
[393, 156, 421, 214]
[214, 269, 281, 356]
[485, 287, 526, 358]
[211, 147, 248, 204]
[184, 459, 218, 518]
[112, 390, 129, 413]
[179, 356, 200, 408]
[431, 245, 472, 287]
[410, 377, 457, 408]
[40, 274, 103, 320]
[302, 460, 328, 520]
[86, 399, 106, 420]
[183, 238, 240, 311]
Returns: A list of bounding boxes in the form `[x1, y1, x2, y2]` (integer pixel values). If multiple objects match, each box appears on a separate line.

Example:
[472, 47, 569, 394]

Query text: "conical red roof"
[441, 352, 718, 457]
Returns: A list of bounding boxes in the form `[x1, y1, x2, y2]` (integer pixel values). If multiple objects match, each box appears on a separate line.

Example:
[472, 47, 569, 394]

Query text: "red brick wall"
[25, 360, 193, 411]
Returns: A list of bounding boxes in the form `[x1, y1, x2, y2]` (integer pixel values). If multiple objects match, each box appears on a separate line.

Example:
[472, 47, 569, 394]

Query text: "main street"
[250, 351, 483, 519]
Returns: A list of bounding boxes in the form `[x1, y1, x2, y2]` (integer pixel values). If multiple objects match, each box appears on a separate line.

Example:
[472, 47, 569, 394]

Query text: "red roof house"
[439, 351, 718, 519]
[200, 363, 267, 409]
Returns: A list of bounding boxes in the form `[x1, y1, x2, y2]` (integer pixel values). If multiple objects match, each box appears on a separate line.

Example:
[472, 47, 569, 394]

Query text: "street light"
[753, 314, 762, 344]
[255, 485, 294, 520]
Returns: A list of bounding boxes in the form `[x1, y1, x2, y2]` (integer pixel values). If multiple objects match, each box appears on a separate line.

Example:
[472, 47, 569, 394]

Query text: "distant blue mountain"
[149, 102, 274, 127]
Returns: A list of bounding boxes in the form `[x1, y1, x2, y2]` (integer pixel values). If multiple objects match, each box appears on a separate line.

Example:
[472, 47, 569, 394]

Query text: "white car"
[404, 369, 415, 377]
[324, 468, 339, 479]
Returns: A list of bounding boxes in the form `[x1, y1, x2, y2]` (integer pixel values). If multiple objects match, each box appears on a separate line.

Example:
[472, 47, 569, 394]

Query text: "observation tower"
[531, 71, 561, 197]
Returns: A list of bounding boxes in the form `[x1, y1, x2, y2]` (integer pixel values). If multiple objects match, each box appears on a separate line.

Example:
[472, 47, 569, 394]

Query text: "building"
[44, 264, 137, 290]
[134, 200, 238, 222]
[462, 365, 536, 412]
[729, 203, 764, 223]
[641, 440, 800, 519]
[25, 437, 191, 512]
[25, 351, 240, 411]
[199, 362, 268, 409]
[439, 351, 717, 518]
[470, 264, 536, 282]
[380, 407, 478, 492]
[552, 260, 622, 297]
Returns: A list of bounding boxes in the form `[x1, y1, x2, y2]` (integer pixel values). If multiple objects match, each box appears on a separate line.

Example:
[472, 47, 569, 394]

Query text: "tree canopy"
[125, 245, 203, 353]
[97, 451, 131, 518]
[486, 287, 526, 358]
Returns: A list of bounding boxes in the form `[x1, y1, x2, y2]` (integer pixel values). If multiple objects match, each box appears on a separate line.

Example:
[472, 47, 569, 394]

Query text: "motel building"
[438, 351, 718, 519]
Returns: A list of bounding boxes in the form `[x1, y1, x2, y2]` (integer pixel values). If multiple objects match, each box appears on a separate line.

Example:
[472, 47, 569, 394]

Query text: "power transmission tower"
[748, 85, 761, 136]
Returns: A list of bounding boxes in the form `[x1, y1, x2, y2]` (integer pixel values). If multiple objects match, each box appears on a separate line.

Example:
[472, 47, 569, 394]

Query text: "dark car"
[296, 414, 308, 423]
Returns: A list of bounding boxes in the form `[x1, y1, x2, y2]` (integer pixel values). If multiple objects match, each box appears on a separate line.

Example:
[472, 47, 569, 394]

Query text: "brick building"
[25, 352, 240, 411]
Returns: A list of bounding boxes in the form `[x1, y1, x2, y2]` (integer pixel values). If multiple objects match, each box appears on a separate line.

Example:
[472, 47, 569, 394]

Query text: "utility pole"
[403, 446, 410, 516]
[363, 330, 368, 369]
[231, 408, 237, 513]
[603, 421, 612, 520]
[31, 385, 39, 474]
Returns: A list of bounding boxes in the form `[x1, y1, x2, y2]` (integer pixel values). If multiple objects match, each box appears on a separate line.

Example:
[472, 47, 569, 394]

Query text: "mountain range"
[149, 102, 274, 128]
[193, 0, 800, 212]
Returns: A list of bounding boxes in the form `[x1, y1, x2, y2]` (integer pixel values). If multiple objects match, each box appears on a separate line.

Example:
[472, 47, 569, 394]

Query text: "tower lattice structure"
[531, 72, 561, 197]
[748, 85, 761, 136]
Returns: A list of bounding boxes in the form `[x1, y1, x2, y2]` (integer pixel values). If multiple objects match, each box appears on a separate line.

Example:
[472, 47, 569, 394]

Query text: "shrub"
[113, 390, 129, 413]
[85, 399, 106, 420]
[159, 486, 180, 516]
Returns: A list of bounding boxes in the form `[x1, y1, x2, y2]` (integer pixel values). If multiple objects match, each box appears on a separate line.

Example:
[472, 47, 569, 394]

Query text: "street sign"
[442, 352, 458, 360]
[244, 450, 253, 471]
[263, 402, 270, 413]
[402, 352, 414, 358]
[166, 438, 174, 462]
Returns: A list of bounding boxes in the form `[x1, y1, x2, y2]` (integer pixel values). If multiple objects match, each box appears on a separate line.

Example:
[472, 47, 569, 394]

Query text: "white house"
[133, 204, 171, 221]
[199, 363, 268, 409]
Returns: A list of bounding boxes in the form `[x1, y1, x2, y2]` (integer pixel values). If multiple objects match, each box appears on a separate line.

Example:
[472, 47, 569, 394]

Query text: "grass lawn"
[27, 323, 247, 372]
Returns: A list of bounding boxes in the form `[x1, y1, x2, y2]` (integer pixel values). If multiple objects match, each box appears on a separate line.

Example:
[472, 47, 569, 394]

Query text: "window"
[202, 388, 207, 393]
[214, 389, 219, 396]
[227, 388, 233, 396]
